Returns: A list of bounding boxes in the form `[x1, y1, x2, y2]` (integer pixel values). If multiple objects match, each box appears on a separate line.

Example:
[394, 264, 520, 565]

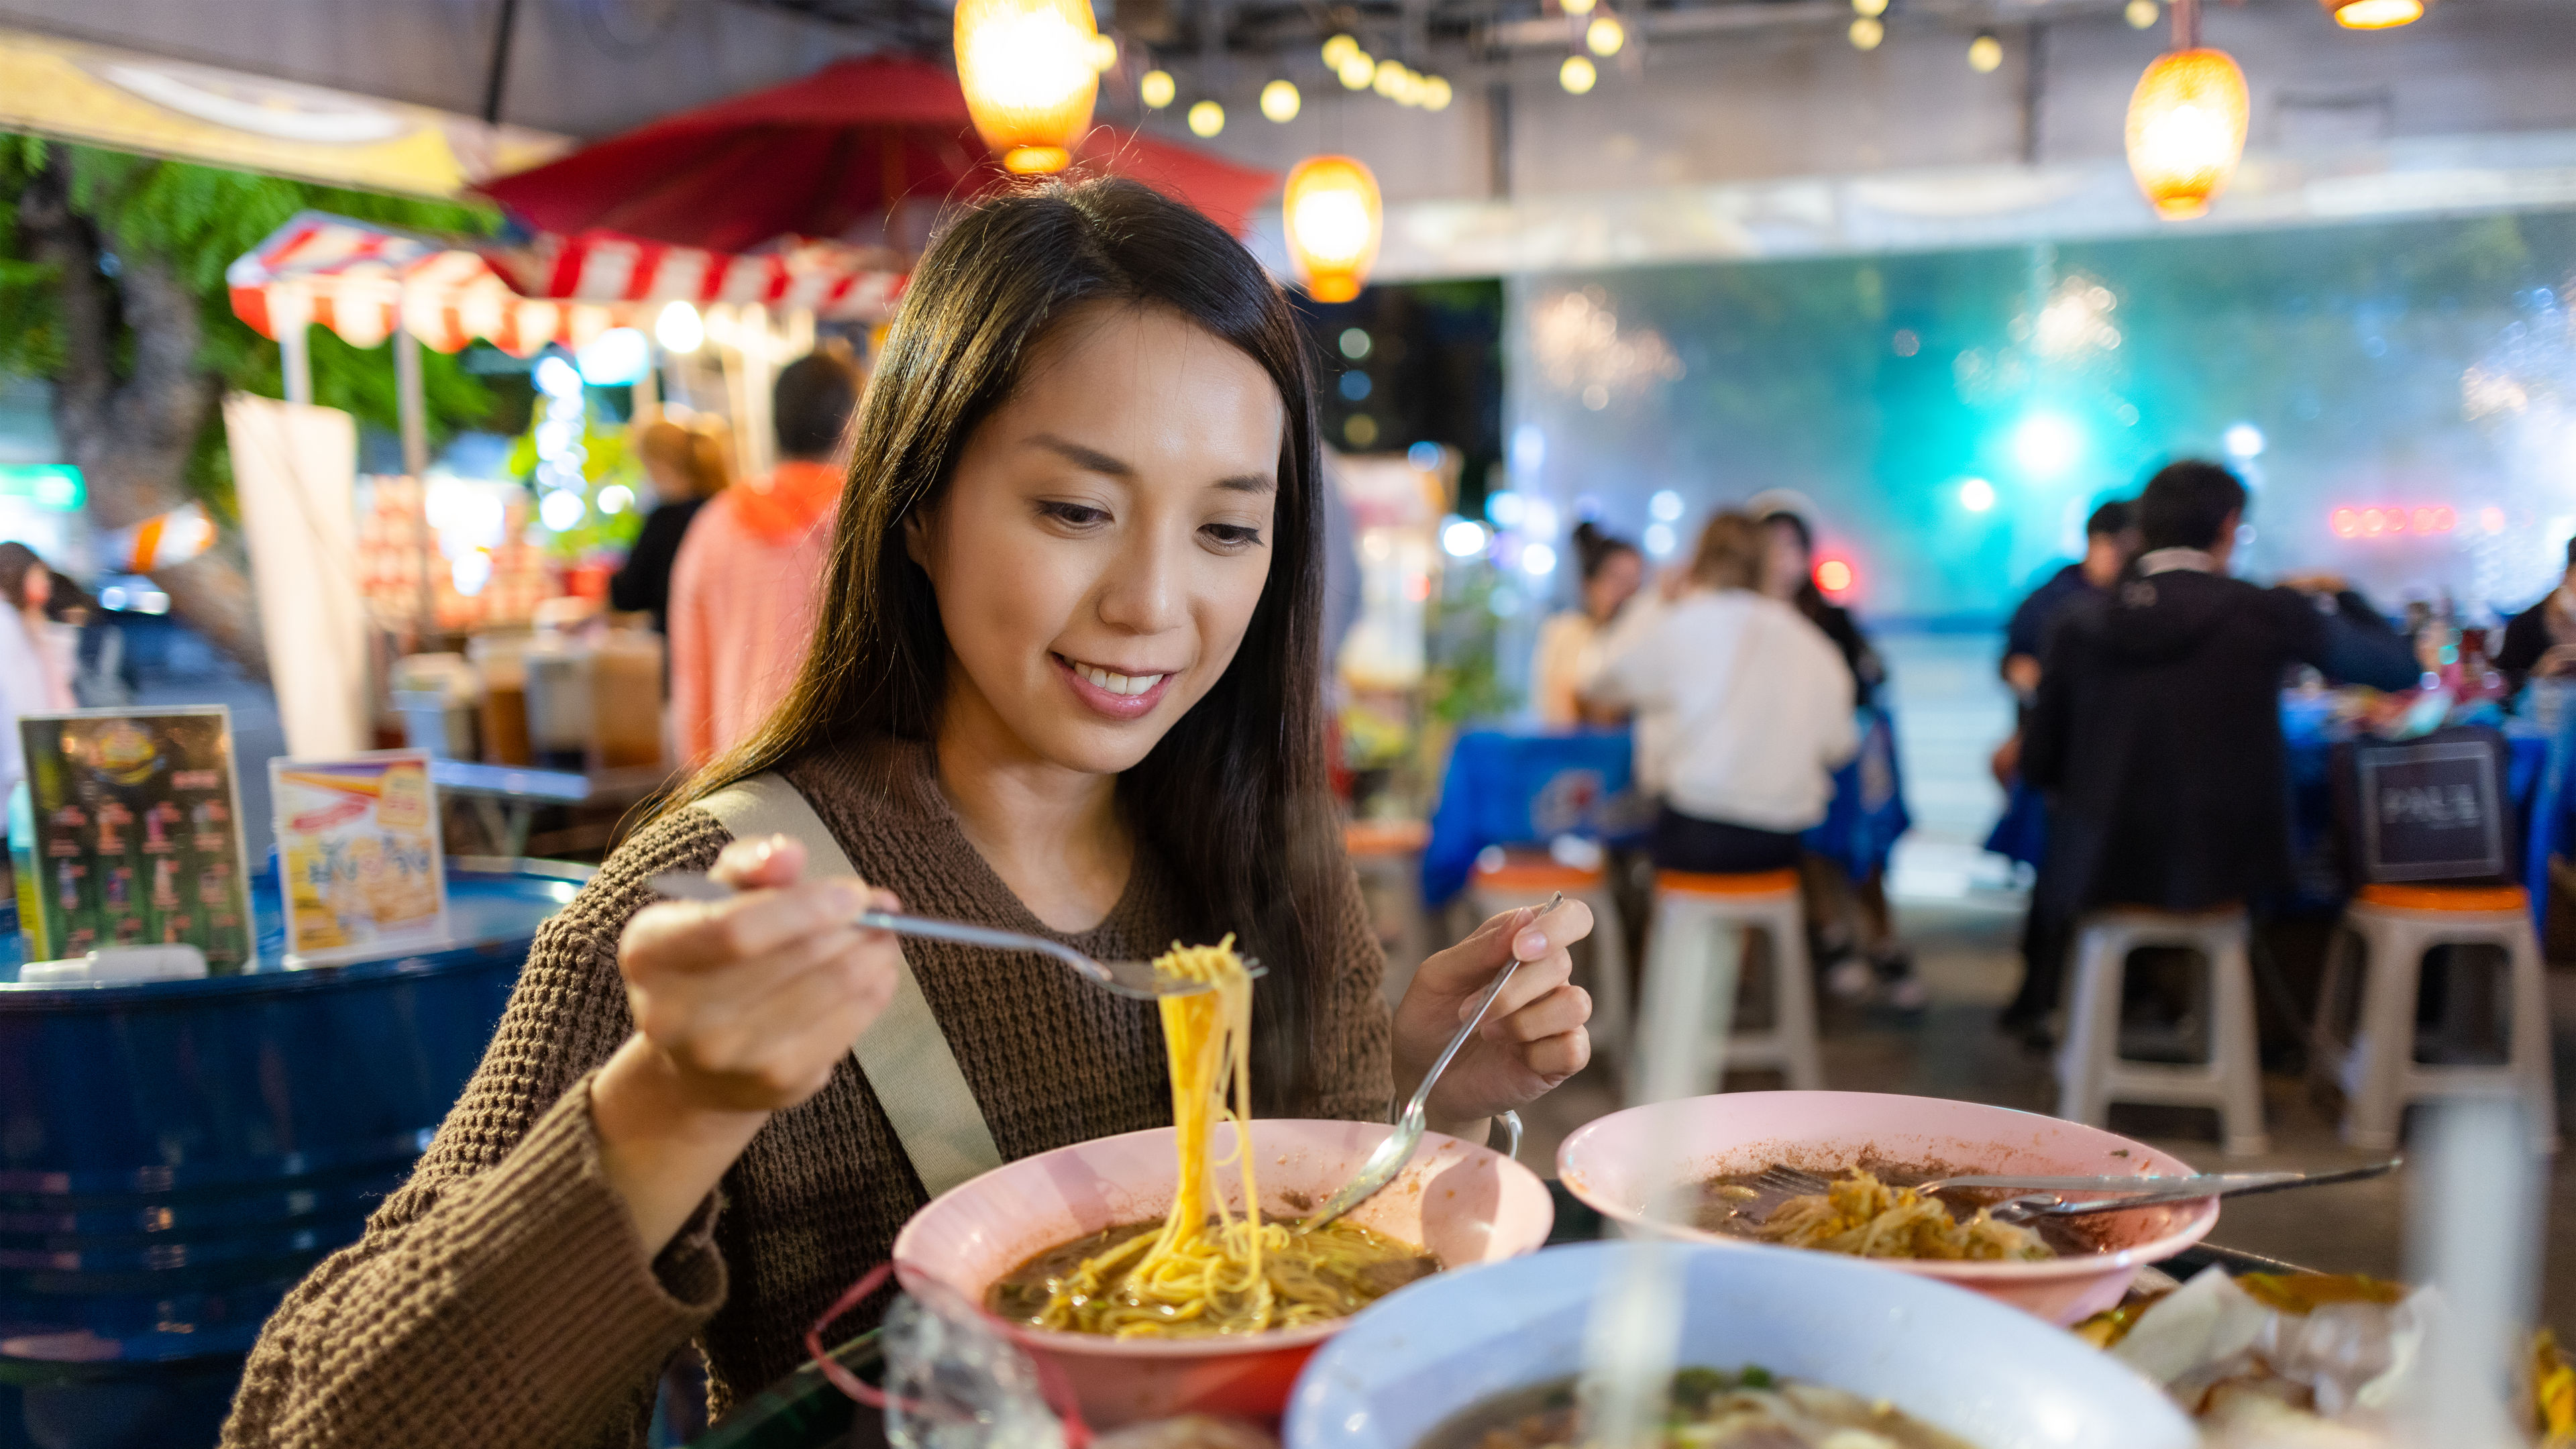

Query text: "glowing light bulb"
[2127, 0, 2160, 26]
[1563, 0, 1597, 15]
[2126, 47, 2251, 220]
[1339, 51, 1376, 89]
[1853, 0, 1888, 17]
[1560, 54, 1598, 92]
[1139, 68, 1175, 107]
[1282, 154, 1382, 303]
[1968, 32, 2002, 70]
[1322, 33, 1358, 66]
[1187, 99, 1224, 136]
[1959, 477, 1996, 512]
[1849, 16, 1885, 49]
[1587, 15, 1625, 54]
[2323, 0, 2422, 27]
[1424, 74, 1453, 109]
[953, 0, 1100, 174]
[653, 301, 703, 354]
[1261, 78, 1301, 121]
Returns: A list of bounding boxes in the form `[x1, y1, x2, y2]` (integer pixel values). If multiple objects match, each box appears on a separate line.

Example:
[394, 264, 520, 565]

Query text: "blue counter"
[0, 859, 586, 1449]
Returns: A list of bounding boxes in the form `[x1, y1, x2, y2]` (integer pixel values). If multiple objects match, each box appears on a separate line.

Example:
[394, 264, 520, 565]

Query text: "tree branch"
[16, 155, 112, 429]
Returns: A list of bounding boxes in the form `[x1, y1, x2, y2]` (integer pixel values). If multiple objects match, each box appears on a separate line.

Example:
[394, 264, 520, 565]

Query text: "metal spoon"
[1300, 892, 1560, 1233]
[1986, 1158, 2404, 1224]
[647, 869, 1265, 1002]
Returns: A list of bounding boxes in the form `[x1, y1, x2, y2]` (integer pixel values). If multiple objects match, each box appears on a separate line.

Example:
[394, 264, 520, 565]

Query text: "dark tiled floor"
[1520, 896, 2576, 1338]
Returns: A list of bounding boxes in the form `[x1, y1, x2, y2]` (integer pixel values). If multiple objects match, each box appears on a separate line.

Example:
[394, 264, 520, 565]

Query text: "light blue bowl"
[1285, 1240, 2196, 1449]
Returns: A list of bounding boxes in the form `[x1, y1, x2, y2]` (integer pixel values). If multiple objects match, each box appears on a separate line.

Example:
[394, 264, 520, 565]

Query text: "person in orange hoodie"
[668, 351, 861, 765]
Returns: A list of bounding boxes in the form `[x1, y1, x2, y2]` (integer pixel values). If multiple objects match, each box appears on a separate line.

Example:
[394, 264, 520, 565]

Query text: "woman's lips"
[1051, 653, 1175, 720]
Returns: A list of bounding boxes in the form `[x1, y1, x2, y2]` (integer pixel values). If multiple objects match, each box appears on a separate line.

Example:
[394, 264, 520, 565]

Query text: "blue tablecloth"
[1980, 704, 2557, 923]
[1420, 712, 1911, 906]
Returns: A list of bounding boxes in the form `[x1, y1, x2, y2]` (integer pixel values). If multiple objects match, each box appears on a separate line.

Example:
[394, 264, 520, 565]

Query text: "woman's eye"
[1201, 523, 1265, 549]
[1037, 500, 1111, 528]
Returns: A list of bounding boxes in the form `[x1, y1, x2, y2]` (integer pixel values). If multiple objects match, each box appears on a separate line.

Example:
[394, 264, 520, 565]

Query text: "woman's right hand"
[591, 833, 902, 1253]
[615, 833, 904, 1113]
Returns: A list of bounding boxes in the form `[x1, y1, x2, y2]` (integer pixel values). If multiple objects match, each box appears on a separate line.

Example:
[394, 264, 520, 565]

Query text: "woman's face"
[1585, 549, 1642, 621]
[909, 304, 1284, 777]
[1761, 521, 1809, 600]
[22, 567, 50, 610]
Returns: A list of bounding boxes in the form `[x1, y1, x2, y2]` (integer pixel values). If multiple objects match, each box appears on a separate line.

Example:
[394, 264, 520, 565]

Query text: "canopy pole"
[280, 323, 313, 407]
[394, 326, 433, 642]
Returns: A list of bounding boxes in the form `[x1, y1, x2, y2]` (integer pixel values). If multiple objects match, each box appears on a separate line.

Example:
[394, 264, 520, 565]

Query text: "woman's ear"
[900, 505, 933, 572]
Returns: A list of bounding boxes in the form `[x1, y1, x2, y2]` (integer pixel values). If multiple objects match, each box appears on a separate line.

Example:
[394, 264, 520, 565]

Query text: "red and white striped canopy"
[226, 212, 906, 356]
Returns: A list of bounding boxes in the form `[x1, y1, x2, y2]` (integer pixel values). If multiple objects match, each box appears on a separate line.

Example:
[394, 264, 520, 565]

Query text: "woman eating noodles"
[219, 178, 1595, 1448]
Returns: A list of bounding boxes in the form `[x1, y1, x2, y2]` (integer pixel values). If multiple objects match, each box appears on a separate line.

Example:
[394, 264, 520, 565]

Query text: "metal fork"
[647, 869, 1265, 1002]
[1731, 1159, 2398, 1222]
[1299, 892, 1562, 1233]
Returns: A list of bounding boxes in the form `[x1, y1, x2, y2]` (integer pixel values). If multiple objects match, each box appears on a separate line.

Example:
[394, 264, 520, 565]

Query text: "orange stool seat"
[1344, 818, 1432, 857]
[1654, 868, 1800, 898]
[2355, 882, 2527, 913]
[1472, 860, 1609, 893]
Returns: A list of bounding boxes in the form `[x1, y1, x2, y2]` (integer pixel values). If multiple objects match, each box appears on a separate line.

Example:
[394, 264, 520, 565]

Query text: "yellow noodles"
[1758, 1170, 2053, 1262]
[1009, 937, 1436, 1339]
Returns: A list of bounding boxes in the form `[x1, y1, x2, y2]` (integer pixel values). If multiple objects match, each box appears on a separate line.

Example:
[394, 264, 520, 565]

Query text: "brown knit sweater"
[219, 736, 1393, 1448]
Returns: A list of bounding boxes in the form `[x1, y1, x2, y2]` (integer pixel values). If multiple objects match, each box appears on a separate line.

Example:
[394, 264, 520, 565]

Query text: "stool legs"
[2055, 914, 2267, 1157]
[1762, 897, 1824, 1092]
[2055, 923, 2132, 1132]
[1586, 896, 1635, 1075]
[2209, 929, 2270, 1157]
[2334, 906, 2561, 1155]
[1631, 895, 1741, 1103]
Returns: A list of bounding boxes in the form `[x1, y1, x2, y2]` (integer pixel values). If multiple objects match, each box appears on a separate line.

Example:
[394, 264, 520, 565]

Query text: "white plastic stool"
[1346, 819, 1434, 1008]
[2313, 883, 2559, 1155]
[2056, 907, 2269, 1157]
[1631, 868, 1819, 1101]
[1468, 850, 1631, 1073]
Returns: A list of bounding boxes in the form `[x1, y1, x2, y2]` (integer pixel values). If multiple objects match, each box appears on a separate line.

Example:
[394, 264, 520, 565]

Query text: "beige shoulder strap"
[696, 773, 1004, 1197]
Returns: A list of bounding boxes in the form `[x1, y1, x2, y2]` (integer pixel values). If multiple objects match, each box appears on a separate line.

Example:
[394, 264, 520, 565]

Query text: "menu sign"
[18, 707, 255, 971]
[2353, 734, 2509, 883]
[271, 750, 447, 965]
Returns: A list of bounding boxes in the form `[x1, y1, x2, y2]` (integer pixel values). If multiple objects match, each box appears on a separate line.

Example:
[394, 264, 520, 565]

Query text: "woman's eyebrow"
[1214, 473, 1277, 494]
[1026, 433, 1133, 477]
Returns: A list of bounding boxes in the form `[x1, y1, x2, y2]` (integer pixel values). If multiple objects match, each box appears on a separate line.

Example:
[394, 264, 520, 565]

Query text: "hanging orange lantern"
[954, 0, 1101, 174]
[2125, 45, 2247, 219]
[1283, 156, 1383, 304]
[2320, 0, 2422, 25]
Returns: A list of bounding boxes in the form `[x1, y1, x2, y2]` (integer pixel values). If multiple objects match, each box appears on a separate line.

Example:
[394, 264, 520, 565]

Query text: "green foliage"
[502, 402, 646, 559]
[1424, 563, 1517, 730]
[0, 137, 501, 516]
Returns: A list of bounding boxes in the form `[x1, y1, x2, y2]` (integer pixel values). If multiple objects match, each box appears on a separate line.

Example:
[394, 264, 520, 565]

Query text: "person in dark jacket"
[1992, 499, 2136, 1038]
[608, 418, 731, 634]
[2495, 536, 2576, 697]
[2022, 462, 2420, 977]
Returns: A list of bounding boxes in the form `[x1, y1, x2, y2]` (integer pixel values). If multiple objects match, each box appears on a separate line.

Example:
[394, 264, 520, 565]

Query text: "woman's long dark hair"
[681, 178, 1339, 1114]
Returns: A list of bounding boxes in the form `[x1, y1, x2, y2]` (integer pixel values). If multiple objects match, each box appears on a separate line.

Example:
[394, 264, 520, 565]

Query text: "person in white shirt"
[0, 543, 76, 806]
[1587, 512, 1857, 873]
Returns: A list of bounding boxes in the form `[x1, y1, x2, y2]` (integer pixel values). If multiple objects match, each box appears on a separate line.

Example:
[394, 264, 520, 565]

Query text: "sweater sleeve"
[221, 811, 735, 1449]
[1301, 860, 1396, 1123]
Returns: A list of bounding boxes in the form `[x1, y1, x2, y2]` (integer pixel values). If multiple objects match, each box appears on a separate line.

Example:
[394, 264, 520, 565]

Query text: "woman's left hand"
[1392, 896, 1596, 1134]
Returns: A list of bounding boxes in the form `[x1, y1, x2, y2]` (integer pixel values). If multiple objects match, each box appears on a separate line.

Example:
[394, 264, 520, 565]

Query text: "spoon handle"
[2013, 1158, 2404, 1219]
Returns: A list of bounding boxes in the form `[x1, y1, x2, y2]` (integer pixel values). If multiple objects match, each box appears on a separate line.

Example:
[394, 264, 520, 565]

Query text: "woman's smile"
[1051, 650, 1178, 718]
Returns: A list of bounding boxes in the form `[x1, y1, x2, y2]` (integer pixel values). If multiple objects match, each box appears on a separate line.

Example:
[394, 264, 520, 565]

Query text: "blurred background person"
[1588, 512, 1856, 874]
[0, 541, 76, 804]
[611, 415, 731, 636]
[1532, 520, 1644, 729]
[1751, 498, 1918, 1008]
[1992, 499, 2137, 1042]
[2496, 535, 2576, 698]
[2021, 462, 2418, 1012]
[668, 349, 862, 766]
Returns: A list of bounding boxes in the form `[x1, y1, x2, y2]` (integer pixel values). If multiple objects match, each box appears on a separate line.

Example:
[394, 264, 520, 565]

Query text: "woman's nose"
[1093, 526, 1188, 634]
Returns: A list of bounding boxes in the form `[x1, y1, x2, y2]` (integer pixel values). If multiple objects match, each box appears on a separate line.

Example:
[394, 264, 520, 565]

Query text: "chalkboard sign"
[2336, 728, 2512, 885]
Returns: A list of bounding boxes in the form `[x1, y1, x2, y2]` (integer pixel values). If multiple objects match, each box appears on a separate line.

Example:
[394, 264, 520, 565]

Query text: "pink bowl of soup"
[1556, 1091, 2218, 1326]
[892, 1118, 1554, 1428]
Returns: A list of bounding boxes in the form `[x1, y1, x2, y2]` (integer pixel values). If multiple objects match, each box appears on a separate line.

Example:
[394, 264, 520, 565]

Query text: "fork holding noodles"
[218, 177, 1593, 1449]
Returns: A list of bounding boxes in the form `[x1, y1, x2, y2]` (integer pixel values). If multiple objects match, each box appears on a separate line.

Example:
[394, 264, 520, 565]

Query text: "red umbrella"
[477, 55, 1279, 250]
